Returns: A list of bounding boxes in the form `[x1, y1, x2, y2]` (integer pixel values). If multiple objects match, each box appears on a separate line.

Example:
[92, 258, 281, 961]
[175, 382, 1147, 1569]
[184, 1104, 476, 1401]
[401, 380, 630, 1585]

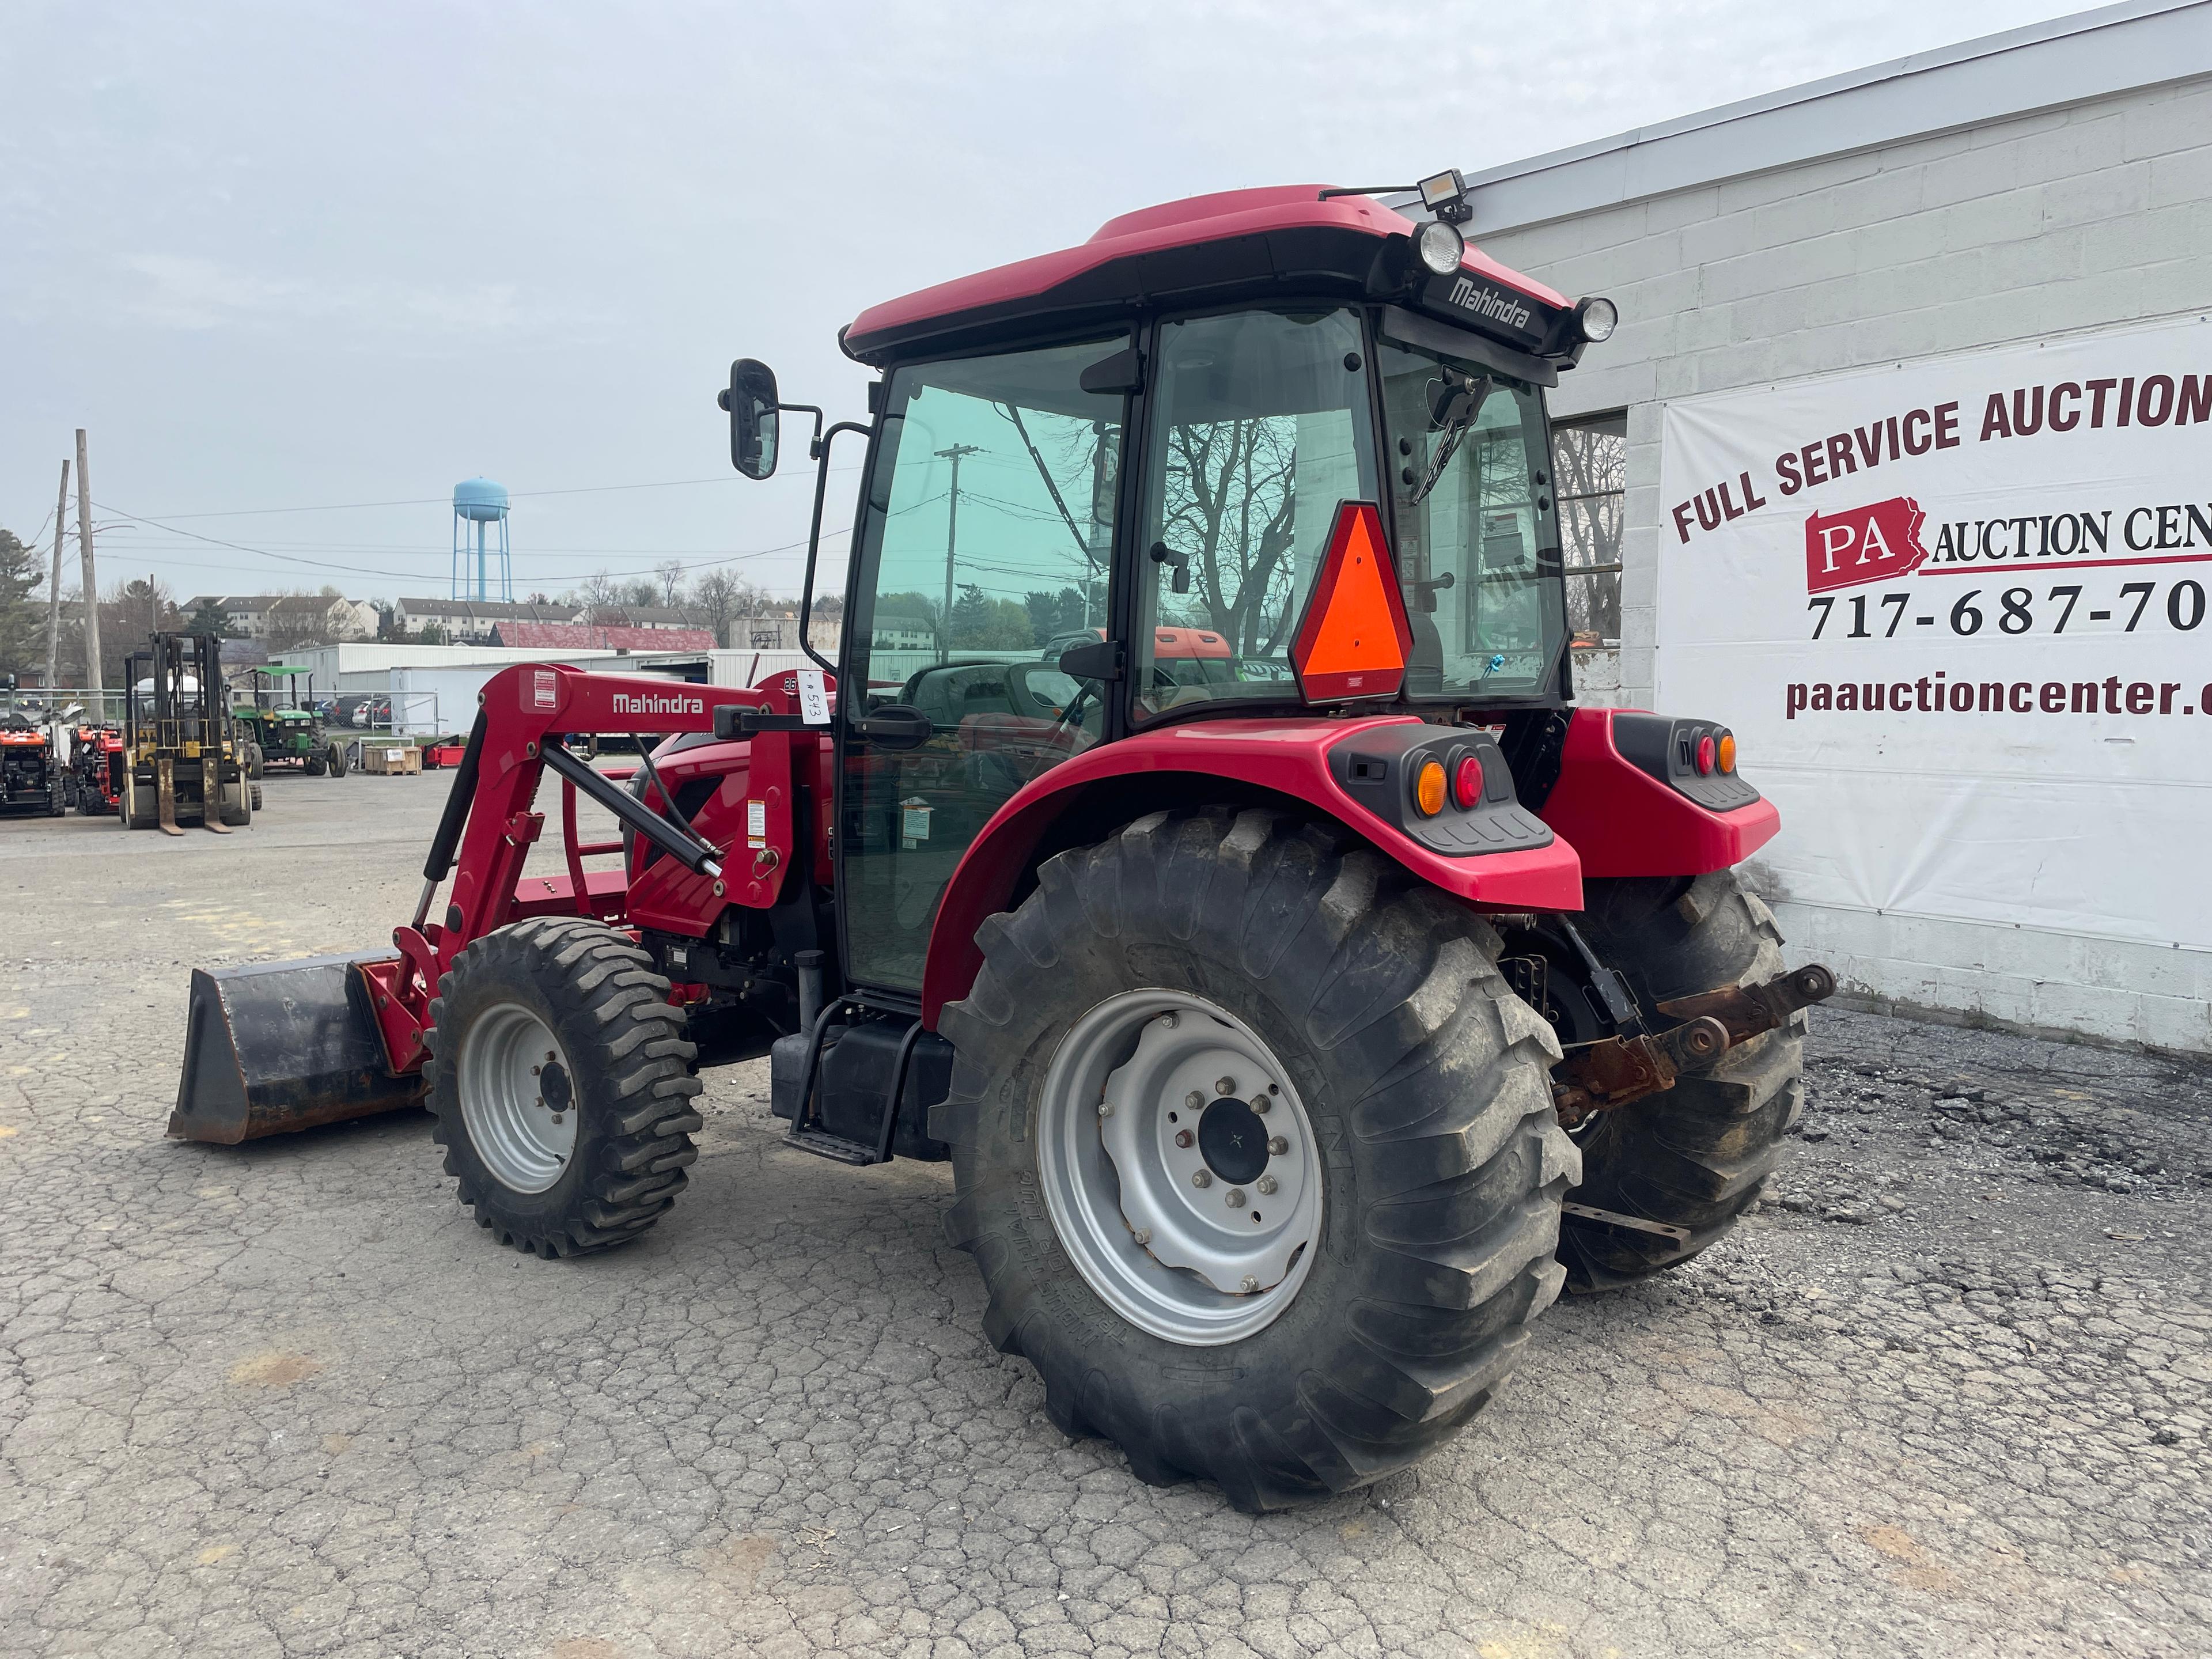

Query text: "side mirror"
[717, 358, 781, 480]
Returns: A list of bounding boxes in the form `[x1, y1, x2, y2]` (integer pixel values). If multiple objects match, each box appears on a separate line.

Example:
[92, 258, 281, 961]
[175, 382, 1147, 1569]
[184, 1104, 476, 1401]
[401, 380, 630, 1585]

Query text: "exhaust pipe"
[170, 952, 425, 1144]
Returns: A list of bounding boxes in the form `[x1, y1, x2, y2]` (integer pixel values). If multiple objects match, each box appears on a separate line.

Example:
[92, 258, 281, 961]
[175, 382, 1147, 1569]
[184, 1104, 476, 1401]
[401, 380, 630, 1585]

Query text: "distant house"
[872, 611, 935, 652]
[591, 605, 719, 634]
[392, 597, 586, 645]
[183, 593, 377, 643]
[727, 612, 843, 652]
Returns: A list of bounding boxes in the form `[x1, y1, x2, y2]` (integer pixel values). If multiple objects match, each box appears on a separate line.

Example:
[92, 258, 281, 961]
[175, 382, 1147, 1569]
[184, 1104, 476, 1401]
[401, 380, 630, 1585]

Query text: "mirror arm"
[775, 403, 826, 460]
[798, 419, 874, 681]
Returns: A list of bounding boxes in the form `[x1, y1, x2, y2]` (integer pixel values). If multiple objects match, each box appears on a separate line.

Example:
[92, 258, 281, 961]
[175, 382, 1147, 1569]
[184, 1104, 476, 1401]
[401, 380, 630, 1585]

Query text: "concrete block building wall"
[1456, 3, 2212, 1050]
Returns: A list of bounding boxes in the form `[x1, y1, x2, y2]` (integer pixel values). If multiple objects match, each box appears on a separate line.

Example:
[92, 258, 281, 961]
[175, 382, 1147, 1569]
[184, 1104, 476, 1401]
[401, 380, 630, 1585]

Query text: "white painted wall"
[1466, 28, 2212, 1050]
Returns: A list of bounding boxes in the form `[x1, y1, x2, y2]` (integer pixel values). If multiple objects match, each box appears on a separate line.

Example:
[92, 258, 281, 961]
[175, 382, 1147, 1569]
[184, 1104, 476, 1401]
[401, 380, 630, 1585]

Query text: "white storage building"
[1461, 0, 2212, 1050]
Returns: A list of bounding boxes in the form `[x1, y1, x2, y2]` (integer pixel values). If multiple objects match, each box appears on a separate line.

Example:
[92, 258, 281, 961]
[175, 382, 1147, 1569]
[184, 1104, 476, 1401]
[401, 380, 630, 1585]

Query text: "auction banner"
[1656, 313, 2211, 955]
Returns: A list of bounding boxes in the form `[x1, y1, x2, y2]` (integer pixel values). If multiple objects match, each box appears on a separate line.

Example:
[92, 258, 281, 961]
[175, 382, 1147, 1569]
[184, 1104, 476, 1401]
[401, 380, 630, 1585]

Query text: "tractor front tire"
[327, 744, 349, 778]
[937, 809, 1576, 1512]
[1555, 869, 1806, 1293]
[425, 917, 703, 1257]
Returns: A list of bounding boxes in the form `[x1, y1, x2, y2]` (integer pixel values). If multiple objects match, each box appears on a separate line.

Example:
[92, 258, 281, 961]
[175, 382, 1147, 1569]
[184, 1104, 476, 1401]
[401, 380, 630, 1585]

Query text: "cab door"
[837, 335, 1128, 994]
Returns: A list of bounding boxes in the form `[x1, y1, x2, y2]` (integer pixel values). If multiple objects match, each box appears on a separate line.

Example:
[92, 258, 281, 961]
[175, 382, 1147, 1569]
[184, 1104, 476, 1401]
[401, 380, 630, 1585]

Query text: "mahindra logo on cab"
[610, 692, 704, 717]
[1445, 276, 1533, 333]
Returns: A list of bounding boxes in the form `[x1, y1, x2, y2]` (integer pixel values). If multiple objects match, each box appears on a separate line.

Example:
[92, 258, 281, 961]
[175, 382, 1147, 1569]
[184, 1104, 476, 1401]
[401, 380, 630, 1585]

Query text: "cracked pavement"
[2, 774, 2207, 1657]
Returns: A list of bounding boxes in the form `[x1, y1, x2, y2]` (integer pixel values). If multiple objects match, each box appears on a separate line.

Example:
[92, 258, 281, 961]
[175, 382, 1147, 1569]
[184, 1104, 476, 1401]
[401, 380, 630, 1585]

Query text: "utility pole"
[935, 442, 980, 666]
[43, 459, 69, 702]
[76, 430, 101, 702]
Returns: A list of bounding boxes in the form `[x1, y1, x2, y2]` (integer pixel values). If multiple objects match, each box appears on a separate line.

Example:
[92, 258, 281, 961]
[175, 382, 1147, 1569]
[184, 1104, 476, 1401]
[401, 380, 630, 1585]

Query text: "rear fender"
[1536, 707, 1779, 878]
[919, 715, 1584, 1027]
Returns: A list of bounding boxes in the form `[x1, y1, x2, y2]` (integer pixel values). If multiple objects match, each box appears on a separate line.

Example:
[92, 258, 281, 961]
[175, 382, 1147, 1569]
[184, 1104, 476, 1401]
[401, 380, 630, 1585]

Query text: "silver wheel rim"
[1036, 988, 1322, 1347]
[457, 1001, 579, 1195]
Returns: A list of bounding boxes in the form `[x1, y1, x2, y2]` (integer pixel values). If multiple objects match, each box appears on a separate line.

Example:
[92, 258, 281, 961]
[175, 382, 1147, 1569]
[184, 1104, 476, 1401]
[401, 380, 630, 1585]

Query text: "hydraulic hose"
[415, 710, 487, 929]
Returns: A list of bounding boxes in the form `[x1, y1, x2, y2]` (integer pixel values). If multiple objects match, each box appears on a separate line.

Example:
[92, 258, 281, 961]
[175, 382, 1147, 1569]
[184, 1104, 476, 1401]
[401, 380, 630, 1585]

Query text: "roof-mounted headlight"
[1415, 219, 1465, 275]
[1575, 296, 1619, 343]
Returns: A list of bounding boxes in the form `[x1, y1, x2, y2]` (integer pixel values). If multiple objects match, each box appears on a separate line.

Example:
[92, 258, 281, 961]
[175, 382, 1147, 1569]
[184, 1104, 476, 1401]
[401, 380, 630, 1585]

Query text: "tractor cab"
[724, 176, 1619, 997]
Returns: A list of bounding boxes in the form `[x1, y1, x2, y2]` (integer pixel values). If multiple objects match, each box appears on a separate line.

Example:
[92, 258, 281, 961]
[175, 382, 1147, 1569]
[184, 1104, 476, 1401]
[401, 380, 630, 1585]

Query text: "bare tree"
[692, 568, 763, 647]
[1157, 415, 1300, 653]
[1552, 418, 1625, 641]
[579, 570, 619, 626]
[654, 560, 687, 609]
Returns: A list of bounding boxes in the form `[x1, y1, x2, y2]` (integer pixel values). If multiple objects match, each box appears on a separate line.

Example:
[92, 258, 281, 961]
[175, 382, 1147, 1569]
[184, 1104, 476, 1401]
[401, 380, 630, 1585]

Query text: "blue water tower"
[451, 478, 512, 601]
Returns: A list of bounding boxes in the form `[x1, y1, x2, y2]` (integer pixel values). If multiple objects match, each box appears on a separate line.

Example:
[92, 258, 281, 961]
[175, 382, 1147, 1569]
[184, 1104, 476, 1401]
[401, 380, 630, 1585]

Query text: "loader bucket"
[170, 952, 425, 1144]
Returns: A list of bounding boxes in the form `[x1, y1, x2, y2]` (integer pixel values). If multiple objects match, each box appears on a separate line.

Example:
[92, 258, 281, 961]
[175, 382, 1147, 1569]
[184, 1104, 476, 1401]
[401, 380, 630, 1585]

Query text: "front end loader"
[173, 172, 1833, 1509]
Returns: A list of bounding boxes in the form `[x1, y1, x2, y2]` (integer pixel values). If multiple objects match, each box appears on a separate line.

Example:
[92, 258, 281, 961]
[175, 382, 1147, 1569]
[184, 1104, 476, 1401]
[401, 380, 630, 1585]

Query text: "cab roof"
[841, 185, 1573, 369]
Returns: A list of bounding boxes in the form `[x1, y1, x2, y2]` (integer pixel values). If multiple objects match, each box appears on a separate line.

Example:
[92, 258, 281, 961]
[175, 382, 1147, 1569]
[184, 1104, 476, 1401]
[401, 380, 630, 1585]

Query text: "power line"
[124, 466, 861, 522]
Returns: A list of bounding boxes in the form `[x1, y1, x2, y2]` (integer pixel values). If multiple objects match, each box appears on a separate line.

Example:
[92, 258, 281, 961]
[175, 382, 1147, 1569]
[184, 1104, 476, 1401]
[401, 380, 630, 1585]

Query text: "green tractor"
[230, 666, 347, 778]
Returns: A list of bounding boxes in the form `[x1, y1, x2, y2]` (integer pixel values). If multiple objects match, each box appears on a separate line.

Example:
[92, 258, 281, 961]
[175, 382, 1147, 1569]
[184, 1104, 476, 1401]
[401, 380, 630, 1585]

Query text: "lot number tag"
[796, 669, 831, 726]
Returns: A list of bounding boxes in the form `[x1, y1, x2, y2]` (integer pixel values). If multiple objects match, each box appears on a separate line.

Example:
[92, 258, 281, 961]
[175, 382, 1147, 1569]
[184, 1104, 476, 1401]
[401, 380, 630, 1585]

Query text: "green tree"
[949, 583, 1030, 650]
[187, 597, 236, 637]
[1022, 582, 1103, 646]
[0, 528, 40, 681]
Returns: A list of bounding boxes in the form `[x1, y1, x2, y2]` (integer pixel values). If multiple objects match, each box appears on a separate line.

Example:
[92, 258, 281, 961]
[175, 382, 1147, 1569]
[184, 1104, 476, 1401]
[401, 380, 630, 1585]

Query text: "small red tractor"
[174, 175, 1832, 1509]
[69, 722, 124, 815]
[1, 714, 67, 817]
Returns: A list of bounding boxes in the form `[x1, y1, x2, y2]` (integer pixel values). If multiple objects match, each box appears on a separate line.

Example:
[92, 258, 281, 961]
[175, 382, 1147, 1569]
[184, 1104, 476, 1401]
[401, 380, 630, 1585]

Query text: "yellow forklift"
[118, 633, 258, 834]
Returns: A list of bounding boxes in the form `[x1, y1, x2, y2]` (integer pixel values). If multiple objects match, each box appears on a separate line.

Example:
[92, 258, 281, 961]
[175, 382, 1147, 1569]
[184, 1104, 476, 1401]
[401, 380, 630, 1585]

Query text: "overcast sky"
[2, 0, 2088, 606]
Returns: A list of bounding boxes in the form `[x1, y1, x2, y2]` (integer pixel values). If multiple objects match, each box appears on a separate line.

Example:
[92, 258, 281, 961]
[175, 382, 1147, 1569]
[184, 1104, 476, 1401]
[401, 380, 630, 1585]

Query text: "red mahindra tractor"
[173, 173, 1831, 1510]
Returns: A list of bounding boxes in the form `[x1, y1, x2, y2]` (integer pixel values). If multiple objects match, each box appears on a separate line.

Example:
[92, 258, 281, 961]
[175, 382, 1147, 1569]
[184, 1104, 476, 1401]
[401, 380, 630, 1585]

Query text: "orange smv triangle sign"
[1290, 501, 1412, 702]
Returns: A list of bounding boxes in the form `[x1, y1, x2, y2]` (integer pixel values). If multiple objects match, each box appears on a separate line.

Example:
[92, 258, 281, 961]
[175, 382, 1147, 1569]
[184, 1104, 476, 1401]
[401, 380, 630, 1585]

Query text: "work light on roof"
[1414, 219, 1465, 275]
[1576, 296, 1619, 343]
[1418, 168, 1471, 220]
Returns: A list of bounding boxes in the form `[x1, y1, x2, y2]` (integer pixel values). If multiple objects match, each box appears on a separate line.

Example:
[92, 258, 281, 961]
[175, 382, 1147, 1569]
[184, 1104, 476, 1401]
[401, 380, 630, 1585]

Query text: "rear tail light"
[1451, 752, 1483, 810]
[1717, 732, 1737, 774]
[1695, 734, 1716, 776]
[1412, 757, 1447, 817]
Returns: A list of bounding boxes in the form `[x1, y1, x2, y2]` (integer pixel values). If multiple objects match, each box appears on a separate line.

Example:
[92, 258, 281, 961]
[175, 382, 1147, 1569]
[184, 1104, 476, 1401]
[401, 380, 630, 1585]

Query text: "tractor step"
[787, 1126, 883, 1165]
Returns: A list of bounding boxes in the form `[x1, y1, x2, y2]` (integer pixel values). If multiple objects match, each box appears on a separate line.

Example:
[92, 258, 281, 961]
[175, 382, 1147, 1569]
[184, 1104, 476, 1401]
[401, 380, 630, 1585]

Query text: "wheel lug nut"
[1225, 1188, 1245, 1208]
[531, 1065, 541, 1076]
[1185, 1091, 1204, 1110]
[1097, 1101, 1113, 1118]
[1267, 1136, 1289, 1156]
[1215, 1077, 1237, 1096]
[1240, 1276, 1259, 1294]
[1256, 1174, 1277, 1195]
[1158, 1012, 1178, 1029]
[1192, 1170, 1212, 1188]
[1131, 1228, 1151, 1246]
[1174, 1129, 1194, 1148]
[550, 1115, 563, 1125]
[1249, 1095, 1268, 1114]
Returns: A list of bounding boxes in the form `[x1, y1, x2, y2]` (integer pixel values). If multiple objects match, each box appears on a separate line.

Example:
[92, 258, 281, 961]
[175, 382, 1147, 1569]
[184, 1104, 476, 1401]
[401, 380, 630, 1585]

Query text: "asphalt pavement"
[1, 772, 2205, 1657]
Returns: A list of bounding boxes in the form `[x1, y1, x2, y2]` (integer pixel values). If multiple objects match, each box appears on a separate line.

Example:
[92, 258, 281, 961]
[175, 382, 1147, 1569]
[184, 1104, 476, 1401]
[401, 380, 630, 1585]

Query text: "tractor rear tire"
[424, 916, 703, 1257]
[936, 808, 1576, 1512]
[1555, 869, 1806, 1293]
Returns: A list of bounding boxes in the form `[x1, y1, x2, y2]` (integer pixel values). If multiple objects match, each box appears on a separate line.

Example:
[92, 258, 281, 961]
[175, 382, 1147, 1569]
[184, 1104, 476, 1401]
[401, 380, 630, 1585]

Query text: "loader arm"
[172, 662, 777, 1143]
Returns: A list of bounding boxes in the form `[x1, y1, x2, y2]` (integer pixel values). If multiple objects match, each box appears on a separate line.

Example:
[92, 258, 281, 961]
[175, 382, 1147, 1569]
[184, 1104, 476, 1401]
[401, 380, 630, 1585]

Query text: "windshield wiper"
[1406, 373, 1491, 506]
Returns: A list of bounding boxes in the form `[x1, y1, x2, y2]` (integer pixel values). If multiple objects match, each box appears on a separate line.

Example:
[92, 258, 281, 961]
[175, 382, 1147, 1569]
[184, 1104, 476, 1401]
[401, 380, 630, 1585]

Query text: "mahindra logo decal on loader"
[611, 692, 705, 717]
[1804, 497, 1929, 593]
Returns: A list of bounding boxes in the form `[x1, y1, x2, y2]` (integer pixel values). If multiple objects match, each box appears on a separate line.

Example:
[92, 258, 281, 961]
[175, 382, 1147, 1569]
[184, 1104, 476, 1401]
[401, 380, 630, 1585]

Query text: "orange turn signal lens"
[1717, 732, 1737, 773]
[1414, 758, 1448, 817]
